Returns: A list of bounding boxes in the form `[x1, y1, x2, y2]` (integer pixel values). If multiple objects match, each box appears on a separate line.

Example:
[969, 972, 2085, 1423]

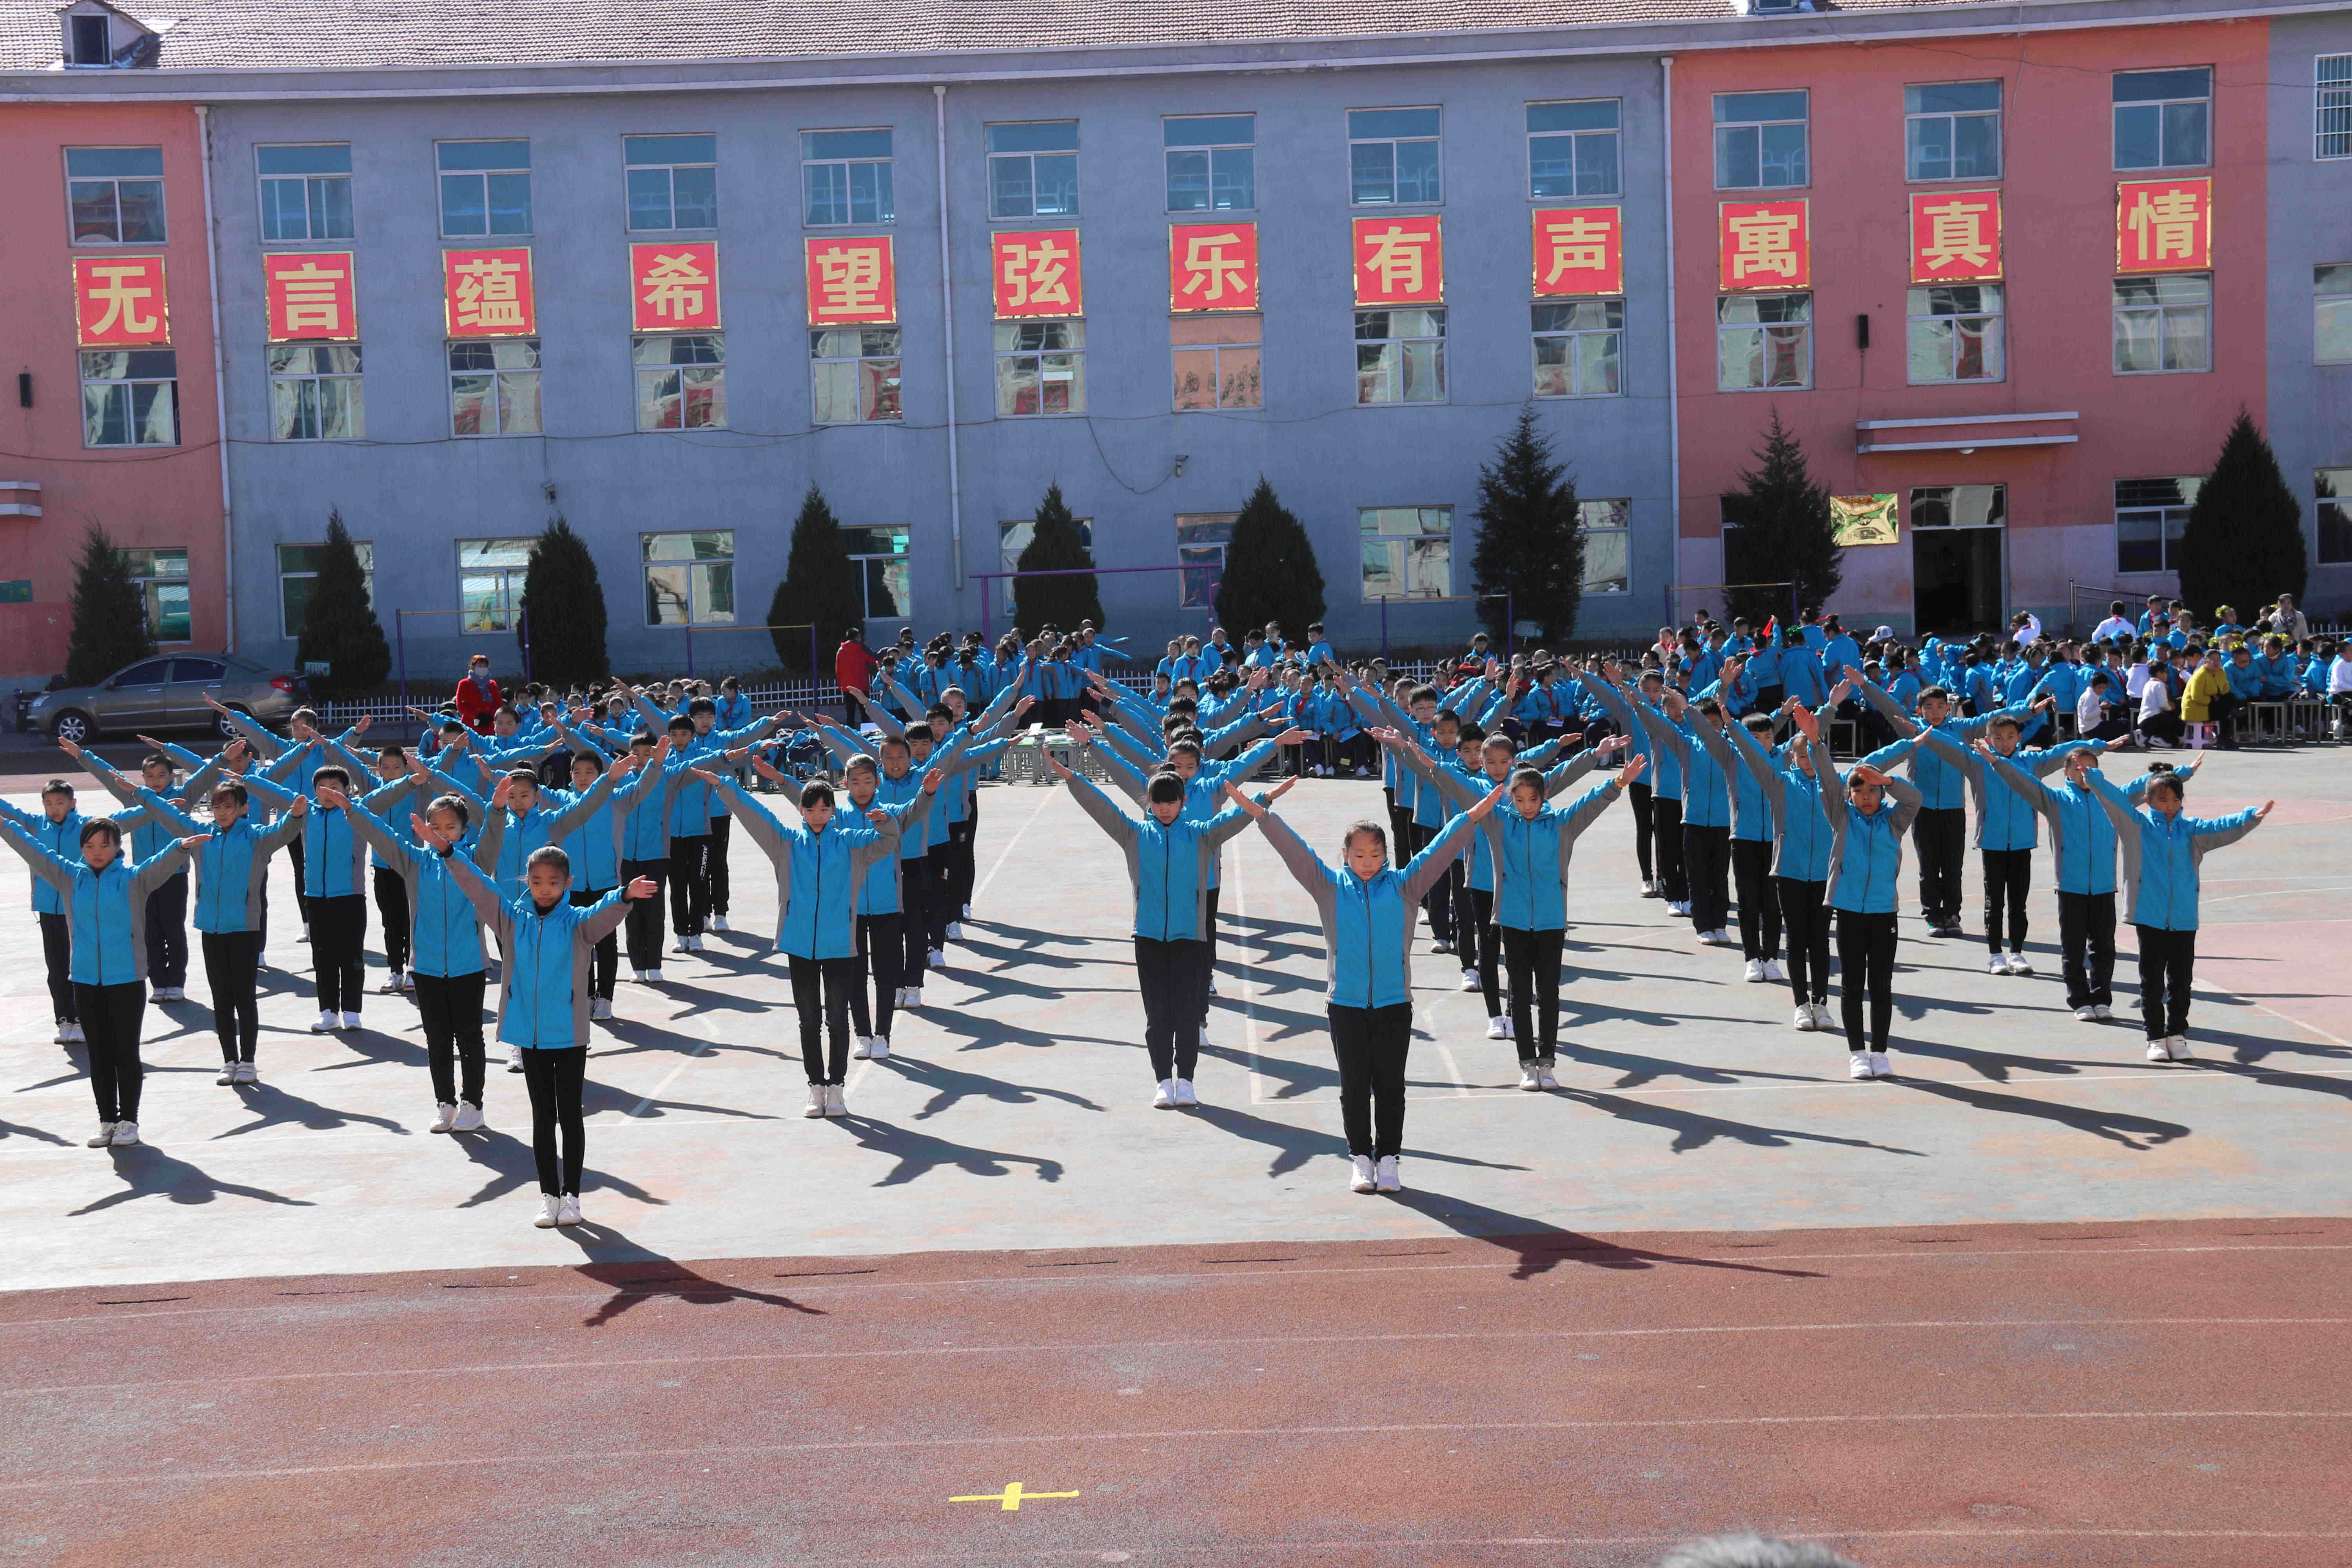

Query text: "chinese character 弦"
[1000, 235, 1073, 310]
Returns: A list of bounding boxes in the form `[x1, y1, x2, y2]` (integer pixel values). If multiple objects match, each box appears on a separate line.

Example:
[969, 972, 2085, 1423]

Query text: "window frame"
[809, 327, 904, 424]
[64, 145, 165, 245]
[1354, 307, 1447, 405]
[640, 529, 737, 628]
[1713, 89, 1810, 191]
[1347, 106, 1443, 208]
[841, 524, 913, 622]
[1163, 114, 1257, 214]
[276, 539, 374, 641]
[447, 338, 542, 438]
[1174, 513, 1237, 608]
[1716, 292, 1813, 391]
[632, 332, 727, 431]
[255, 142, 354, 242]
[2319, 54, 2352, 160]
[1172, 313, 1262, 411]
[1902, 79, 2004, 183]
[79, 348, 179, 448]
[1577, 498, 1631, 596]
[2316, 466, 2352, 565]
[985, 120, 1080, 220]
[993, 319, 1086, 417]
[455, 537, 537, 634]
[1525, 99, 1622, 200]
[2316, 264, 2352, 363]
[1358, 504, 1454, 601]
[623, 133, 719, 232]
[800, 127, 895, 227]
[1531, 298, 1624, 399]
[435, 138, 532, 239]
[267, 342, 364, 441]
[2112, 273, 2212, 376]
[2112, 66, 2213, 172]
[2112, 477, 2200, 575]
[121, 546, 192, 642]
[1905, 283, 2005, 385]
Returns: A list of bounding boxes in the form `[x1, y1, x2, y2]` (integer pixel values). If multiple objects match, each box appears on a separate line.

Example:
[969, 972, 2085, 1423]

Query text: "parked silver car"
[28, 654, 307, 745]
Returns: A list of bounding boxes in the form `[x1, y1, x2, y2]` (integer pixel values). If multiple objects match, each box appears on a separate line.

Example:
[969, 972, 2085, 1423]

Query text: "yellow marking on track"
[949, 1480, 1080, 1511]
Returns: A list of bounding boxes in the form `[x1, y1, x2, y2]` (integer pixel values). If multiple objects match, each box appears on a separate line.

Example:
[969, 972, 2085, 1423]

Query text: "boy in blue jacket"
[1, 779, 93, 1042]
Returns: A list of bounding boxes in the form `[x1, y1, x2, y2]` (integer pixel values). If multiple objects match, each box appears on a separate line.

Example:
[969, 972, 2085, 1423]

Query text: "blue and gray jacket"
[1813, 747, 1924, 915]
[0, 820, 187, 984]
[132, 786, 305, 935]
[449, 853, 632, 1048]
[1724, 722, 1831, 884]
[0, 799, 88, 915]
[2087, 772, 2262, 933]
[1258, 807, 1479, 1009]
[1063, 770, 1251, 943]
[1984, 751, 2155, 897]
[707, 776, 916, 959]
[345, 800, 507, 978]
[1913, 727, 2103, 853]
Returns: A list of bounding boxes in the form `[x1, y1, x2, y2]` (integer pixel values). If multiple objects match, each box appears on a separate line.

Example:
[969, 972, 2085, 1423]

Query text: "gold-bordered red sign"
[804, 236, 897, 326]
[1352, 215, 1443, 306]
[1530, 207, 1622, 297]
[630, 241, 721, 332]
[992, 229, 1082, 318]
[73, 254, 169, 347]
[263, 252, 358, 341]
[1909, 191, 2003, 283]
[443, 248, 536, 337]
[2116, 178, 2212, 274]
[1717, 200, 1809, 291]
[1169, 222, 1260, 312]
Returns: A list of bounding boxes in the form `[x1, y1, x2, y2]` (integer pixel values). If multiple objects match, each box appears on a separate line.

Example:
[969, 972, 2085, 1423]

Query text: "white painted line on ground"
[624, 1009, 721, 1118]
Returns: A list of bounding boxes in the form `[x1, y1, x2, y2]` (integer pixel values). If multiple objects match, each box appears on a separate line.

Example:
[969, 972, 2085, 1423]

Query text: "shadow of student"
[0, 1117, 72, 1146]
[1558, 1086, 1929, 1160]
[1185, 1102, 1532, 1181]
[881, 1056, 1103, 1121]
[451, 1126, 668, 1210]
[569, 1256, 827, 1328]
[829, 1112, 1065, 1188]
[1377, 1189, 1830, 1283]
[213, 1079, 411, 1139]
[1890, 1077, 2189, 1151]
[69, 1146, 316, 1215]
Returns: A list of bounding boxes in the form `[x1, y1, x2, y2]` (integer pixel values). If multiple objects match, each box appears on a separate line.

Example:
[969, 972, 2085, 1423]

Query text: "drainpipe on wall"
[194, 104, 237, 654]
[934, 84, 965, 595]
[1659, 55, 1680, 632]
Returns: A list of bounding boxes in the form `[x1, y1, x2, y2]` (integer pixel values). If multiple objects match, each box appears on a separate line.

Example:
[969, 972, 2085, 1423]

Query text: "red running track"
[3, 1217, 2349, 1567]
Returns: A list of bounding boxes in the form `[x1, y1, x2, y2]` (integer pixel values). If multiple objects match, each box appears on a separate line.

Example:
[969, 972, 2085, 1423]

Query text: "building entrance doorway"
[1909, 484, 2007, 637]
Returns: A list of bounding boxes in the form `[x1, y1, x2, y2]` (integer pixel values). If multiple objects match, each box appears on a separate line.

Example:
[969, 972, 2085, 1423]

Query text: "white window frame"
[1713, 90, 1810, 191]
[2316, 265, 2352, 363]
[842, 525, 913, 621]
[1525, 100, 1621, 200]
[268, 343, 364, 441]
[80, 349, 179, 447]
[1347, 106, 1443, 207]
[2316, 467, 2352, 565]
[633, 333, 726, 430]
[1358, 505, 1453, 601]
[994, 320, 1085, 416]
[1906, 284, 2005, 384]
[641, 530, 736, 628]
[1532, 299, 1623, 399]
[277, 540, 374, 641]
[2112, 274, 2212, 375]
[256, 143, 353, 241]
[801, 128, 895, 227]
[2113, 478, 2199, 575]
[448, 339, 541, 437]
[1717, 293, 1813, 390]
[436, 139, 532, 238]
[1163, 114, 1256, 214]
[1175, 513, 1237, 608]
[1355, 309, 1446, 405]
[2319, 55, 2352, 159]
[1903, 80, 2003, 183]
[122, 547, 191, 641]
[2112, 67, 2213, 171]
[1172, 314, 1262, 411]
[985, 121, 1080, 220]
[64, 145, 165, 244]
[1578, 499, 1631, 596]
[623, 134, 718, 232]
[810, 328, 903, 423]
[456, 537, 535, 633]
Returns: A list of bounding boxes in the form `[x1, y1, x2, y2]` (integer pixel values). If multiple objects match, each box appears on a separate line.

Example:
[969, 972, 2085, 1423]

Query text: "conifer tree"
[1722, 411, 1840, 628]
[1470, 406, 1583, 646]
[63, 525, 155, 686]
[517, 515, 609, 685]
[1214, 477, 1325, 641]
[2177, 409, 2307, 624]
[767, 485, 861, 673]
[1013, 482, 1103, 634]
[296, 508, 390, 699]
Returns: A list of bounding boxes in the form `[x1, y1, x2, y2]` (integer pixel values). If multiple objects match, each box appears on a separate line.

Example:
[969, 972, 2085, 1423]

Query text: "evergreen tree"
[767, 485, 862, 674]
[1469, 406, 1583, 647]
[1213, 477, 1326, 642]
[63, 525, 154, 686]
[2177, 408, 2307, 623]
[1013, 482, 1103, 635]
[1722, 411, 1840, 628]
[296, 508, 391, 700]
[517, 515, 609, 686]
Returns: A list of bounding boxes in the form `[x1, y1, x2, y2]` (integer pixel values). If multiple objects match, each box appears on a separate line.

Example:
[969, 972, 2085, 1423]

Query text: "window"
[1907, 284, 2004, 383]
[1714, 90, 1808, 189]
[1909, 484, 2007, 530]
[448, 339, 541, 436]
[843, 526, 911, 620]
[278, 540, 373, 640]
[257, 144, 353, 241]
[1356, 309, 1445, 404]
[1527, 101, 1620, 198]
[1172, 314, 1261, 410]
[1579, 499, 1630, 596]
[2318, 468, 2352, 564]
[1349, 108, 1441, 205]
[1532, 300, 1622, 397]
[2317, 266, 2352, 362]
[268, 343, 363, 441]
[1904, 81, 2002, 181]
[994, 321, 1084, 416]
[65, 147, 164, 243]
[1359, 506, 1452, 599]
[642, 531, 734, 626]
[1717, 293, 1811, 389]
[634, 334, 725, 429]
[456, 538, 535, 633]
[2114, 478, 2199, 574]
[80, 350, 177, 446]
[802, 129, 893, 226]
[987, 122, 1078, 219]
[122, 548, 190, 641]
[625, 134, 717, 230]
[1176, 514, 1236, 608]
[2113, 274, 2210, 374]
[66, 12, 111, 65]
[811, 328, 902, 423]
[1165, 116, 1255, 212]
[2320, 55, 2352, 159]
[2114, 67, 2211, 170]
[998, 516, 1094, 615]
[437, 140, 530, 237]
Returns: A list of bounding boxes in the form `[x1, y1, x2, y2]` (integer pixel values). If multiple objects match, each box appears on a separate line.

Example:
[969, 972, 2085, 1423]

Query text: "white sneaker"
[905, 989, 923, 1009]
[710, 915, 730, 933]
[64, 1022, 84, 1044]
[1485, 1015, 1510, 1040]
[299, 925, 310, 944]
[1196, 1016, 1212, 1043]
[1867, 1051, 1892, 1078]
[2007, 954, 2035, 976]
[157, 987, 181, 1002]
[1152, 1078, 1176, 1109]
[927, 947, 946, 967]
[2167, 1034, 2191, 1061]
[534, 1194, 561, 1228]
[1459, 967, 1480, 991]
[1350, 1154, 1377, 1193]
[690, 934, 708, 953]
[1172, 1078, 1198, 1107]
[339, 1011, 362, 1031]
[430, 1101, 457, 1133]
[2145, 1039, 2171, 1062]
[824, 1084, 847, 1117]
[86, 1123, 115, 1147]
[1849, 1052, 1875, 1079]
[402, 972, 416, 992]
[803, 1085, 827, 1117]
[557, 1194, 583, 1226]
[1537, 1058, 1559, 1090]
[644, 967, 664, 983]
[1374, 1155, 1401, 1193]
[1712, 930, 1737, 947]
[2094, 1004, 2112, 1020]
[1762, 958, 1785, 982]
[1518, 1062, 1543, 1091]
[1743, 958, 1766, 983]
[451, 1102, 484, 1132]
[1813, 1002, 1836, 1031]
[1793, 1006, 1817, 1031]
[853, 1036, 873, 1060]
[945, 923, 964, 940]
[590, 997, 612, 1021]
[313, 1011, 337, 1033]
[53, 1024, 71, 1044]
[1986, 956, 2009, 975]
[1207, 979, 1219, 997]
[895, 986, 914, 1008]
[2074, 1005, 2098, 1022]
[237, 1060, 258, 1083]
[960, 905, 972, 920]
[869, 1036, 890, 1061]
[506, 1043, 524, 1074]
[216, 1062, 239, 1085]
[378, 972, 404, 994]
[111, 1121, 140, 1146]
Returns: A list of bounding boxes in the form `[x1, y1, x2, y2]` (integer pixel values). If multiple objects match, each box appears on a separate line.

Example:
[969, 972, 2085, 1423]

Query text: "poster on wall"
[1831, 494, 1901, 547]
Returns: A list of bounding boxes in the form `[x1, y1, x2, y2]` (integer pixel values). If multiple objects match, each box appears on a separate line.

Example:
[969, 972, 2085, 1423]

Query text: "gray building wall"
[2270, 11, 2352, 617]
[207, 56, 1675, 682]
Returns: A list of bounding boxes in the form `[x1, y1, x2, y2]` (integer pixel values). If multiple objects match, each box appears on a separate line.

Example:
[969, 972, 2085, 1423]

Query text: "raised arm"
[1979, 745, 2054, 815]
[542, 764, 622, 839]
[132, 785, 205, 839]
[700, 772, 791, 866]
[127, 840, 192, 897]
[1247, 805, 1337, 898]
[1056, 762, 1142, 850]
[1881, 775, 1924, 836]
[1543, 745, 1604, 799]
[441, 847, 511, 936]
[0, 815, 77, 894]
[336, 794, 419, 874]
[214, 701, 286, 760]
[2186, 804, 2268, 855]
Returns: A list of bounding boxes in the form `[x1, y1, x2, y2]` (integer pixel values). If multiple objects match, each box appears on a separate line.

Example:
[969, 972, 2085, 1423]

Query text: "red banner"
[73, 255, 169, 347]
[630, 241, 722, 332]
[2116, 178, 2212, 274]
[1717, 200, 1810, 291]
[1530, 207, 1622, 297]
[1169, 222, 1260, 312]
[804, 236, 897, 326]
[1352, 215, 1443, 306]
[263, 252, 358, 341]
[992, 229, 1082, 318]
[1909, 191, 2003, 283]
[443, 247, 536, 337]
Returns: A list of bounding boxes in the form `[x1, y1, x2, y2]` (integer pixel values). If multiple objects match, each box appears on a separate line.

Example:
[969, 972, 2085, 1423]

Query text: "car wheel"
[215, 705, 253, 740]
[48, 710, 94, 745]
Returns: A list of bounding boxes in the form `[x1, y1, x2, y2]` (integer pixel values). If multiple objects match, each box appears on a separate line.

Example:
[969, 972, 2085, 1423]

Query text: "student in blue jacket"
[1788, 704, 1923, 1080]
[1052, 754, 1256, 1111]
[0, 813, 189, 1147]
[694, 762, 937, 1116]
[449, 844, 658, 1229]
[2087, 766, 2270, 1061]
[1, 779, 93, 1042]
[63, 743, 193, 1002]
[1724, 706, 1837, 1031]
[1229, 750, 1501, 1194]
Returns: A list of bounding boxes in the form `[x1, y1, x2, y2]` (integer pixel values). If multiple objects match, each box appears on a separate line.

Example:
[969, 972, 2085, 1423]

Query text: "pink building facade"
[1671, 18, 2270, 636]
[0, 100, 224, 684]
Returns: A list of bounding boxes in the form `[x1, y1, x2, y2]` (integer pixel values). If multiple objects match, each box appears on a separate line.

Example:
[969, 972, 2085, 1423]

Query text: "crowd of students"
[2, 605, 2298, 1220]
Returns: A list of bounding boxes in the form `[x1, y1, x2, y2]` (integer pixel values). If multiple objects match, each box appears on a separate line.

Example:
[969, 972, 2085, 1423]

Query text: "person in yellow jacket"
[2180, 648, 2237, 751]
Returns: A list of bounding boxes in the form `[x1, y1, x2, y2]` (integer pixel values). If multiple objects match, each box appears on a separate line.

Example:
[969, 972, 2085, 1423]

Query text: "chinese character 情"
[2126, 187, 2201, 265]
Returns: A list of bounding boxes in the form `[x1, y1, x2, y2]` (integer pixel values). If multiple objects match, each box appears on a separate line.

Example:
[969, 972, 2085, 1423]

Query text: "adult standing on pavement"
[456, 654, 502, 736]
[834, 626, 880, 726]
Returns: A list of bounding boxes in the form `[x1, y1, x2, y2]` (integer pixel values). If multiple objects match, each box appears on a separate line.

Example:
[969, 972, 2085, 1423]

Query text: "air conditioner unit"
[1735, 0, 1813, 15]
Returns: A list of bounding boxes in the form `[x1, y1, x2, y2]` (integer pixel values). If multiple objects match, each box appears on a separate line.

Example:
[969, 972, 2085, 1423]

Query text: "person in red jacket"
[833, 628, 878, 724]
[455, 654, 503, 735]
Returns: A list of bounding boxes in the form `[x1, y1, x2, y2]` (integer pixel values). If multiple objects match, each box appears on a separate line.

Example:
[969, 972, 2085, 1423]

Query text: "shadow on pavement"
[1378, 1189, 1830, 1282]
[569, 1255, 828, 1327]
[68, 1145, 316, 1215]
[830, 1112, 1065, 1187]
[451, 1126, 669, 1210]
